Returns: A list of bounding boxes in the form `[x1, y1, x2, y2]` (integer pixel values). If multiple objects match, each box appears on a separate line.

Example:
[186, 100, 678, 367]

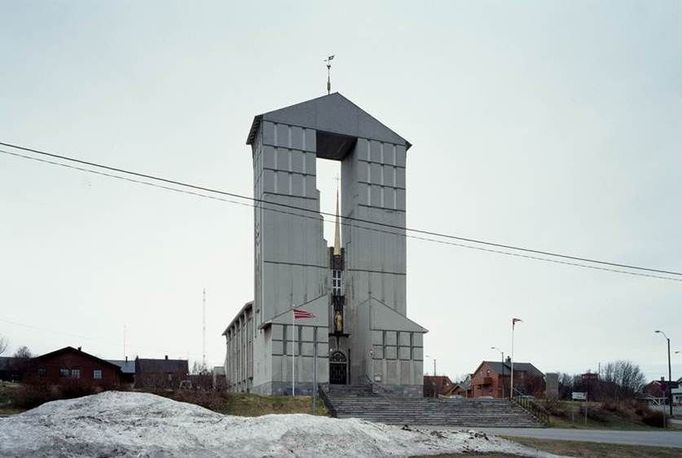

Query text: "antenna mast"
[324, 55, 335, 94]
[202, 288, 206, 370]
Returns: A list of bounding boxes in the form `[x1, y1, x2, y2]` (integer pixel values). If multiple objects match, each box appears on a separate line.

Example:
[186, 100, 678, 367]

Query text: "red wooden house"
[24, 346, 124, 386]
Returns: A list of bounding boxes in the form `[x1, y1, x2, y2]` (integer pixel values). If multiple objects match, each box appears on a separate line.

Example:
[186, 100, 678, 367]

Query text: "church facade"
[222, 93, 427, 396]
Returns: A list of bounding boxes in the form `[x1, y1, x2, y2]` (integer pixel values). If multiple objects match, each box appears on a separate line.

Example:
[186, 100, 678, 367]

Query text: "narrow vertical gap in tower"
[316, 157, 342, 246]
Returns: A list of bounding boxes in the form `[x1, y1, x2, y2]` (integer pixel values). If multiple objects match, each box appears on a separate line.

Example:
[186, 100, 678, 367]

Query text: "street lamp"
[425, 354, 437, 376]
[511, 318, 523, 400]
[655, 330, 673, 417]
[491, 346, 505, 399]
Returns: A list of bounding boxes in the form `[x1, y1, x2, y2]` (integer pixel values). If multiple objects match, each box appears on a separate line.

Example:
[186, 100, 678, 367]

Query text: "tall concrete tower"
[223, 93, 427, 396]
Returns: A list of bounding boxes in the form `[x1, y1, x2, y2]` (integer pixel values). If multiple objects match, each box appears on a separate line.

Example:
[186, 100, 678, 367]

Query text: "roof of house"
[107, 360, 136, 374]
[476, 360, 544, 378]
[246, 92, 411, 150]
[32, 346, 123, 371]
[135, 358, 188, 374]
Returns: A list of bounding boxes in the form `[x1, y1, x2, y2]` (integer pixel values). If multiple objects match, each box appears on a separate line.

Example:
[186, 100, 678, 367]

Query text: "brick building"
[24, 346, 124, 386]
[423, 375, 458, 397]
[470, 359, 544, 399]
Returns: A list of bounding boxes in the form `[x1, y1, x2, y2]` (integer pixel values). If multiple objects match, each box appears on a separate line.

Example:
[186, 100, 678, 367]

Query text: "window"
[71, 369, 81, 379]
[282, 324, 287, 356]
[38, 368, 47, 378]
[332, 270, 342, 296]
[93, 370, 102, 380]
[60, 368, 70, 377]
[382, 330, 387, 357]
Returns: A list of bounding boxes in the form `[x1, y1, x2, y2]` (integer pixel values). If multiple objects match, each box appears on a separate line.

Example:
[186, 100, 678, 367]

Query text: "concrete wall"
[251, 121, 330, 393]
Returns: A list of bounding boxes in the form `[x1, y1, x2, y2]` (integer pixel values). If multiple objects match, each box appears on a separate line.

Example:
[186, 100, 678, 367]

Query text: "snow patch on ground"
[0, 391, 556, 457]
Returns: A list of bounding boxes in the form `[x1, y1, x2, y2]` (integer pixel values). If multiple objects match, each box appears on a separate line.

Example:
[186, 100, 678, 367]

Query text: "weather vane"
[324, 55, 335, 95]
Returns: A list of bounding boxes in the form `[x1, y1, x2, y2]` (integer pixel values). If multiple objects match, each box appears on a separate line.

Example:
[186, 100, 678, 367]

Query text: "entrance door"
[329, 351, 347, 384]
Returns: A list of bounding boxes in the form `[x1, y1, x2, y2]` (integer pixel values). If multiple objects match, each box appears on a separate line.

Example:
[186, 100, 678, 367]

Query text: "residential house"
[134, 356, 189, 389]
[107, 357, 136, 384]
[24, 346, 124, 386]
[470, 358, 544, 399]
[423, 375, 458, 397]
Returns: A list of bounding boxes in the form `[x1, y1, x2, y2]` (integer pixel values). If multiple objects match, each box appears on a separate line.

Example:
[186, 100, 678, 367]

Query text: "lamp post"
[655, 330, 673, 417]
[511, 318, 523, 400]
[425, 354, 437, 376]
[491, 346, 505, 399]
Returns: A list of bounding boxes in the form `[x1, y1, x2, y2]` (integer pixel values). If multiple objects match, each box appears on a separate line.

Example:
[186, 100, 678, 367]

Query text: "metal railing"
[317, 384, 337, 417]
[511, 389, 550, 426]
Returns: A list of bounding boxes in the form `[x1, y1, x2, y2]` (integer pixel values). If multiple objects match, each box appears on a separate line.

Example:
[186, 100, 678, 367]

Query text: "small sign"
[572, 391, 587, 401]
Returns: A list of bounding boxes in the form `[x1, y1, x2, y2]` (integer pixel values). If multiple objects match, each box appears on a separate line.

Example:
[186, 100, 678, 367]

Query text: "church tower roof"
[246, 92, 411, 150]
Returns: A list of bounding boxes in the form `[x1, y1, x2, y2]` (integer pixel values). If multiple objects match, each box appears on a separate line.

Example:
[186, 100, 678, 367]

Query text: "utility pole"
[202, 289, 206, 371]
[511, 318, 523, 399]
[655, 330, 673, 418]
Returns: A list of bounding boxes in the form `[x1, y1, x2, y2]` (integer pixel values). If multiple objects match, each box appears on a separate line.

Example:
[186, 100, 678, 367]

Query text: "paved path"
[476, 427, 682, 448]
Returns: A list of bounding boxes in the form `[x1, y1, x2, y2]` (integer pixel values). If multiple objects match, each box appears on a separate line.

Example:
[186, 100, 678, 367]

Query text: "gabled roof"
[33, 346, 122, 372]
[107, 359, 136, 374]
[368, 297, 427, 333]
[246, 92, 411, 149]
[135, 357, 188, 374]
[474, 360, 544, 379]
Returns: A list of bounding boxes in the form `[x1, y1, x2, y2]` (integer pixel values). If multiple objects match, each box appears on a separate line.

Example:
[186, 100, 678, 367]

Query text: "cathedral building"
[223, 93, 427, 396]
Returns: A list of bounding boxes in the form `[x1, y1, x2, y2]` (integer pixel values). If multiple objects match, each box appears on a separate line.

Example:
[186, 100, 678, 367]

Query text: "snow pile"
[0, 391, 553, 457]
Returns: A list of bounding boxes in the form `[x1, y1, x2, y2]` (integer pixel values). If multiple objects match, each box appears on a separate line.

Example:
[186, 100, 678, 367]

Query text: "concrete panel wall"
[250, 122, 330, 394]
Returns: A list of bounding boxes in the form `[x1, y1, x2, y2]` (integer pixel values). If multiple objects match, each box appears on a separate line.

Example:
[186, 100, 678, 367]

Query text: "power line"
[3, 147, 679, 283]
[1, 141, 681, 282]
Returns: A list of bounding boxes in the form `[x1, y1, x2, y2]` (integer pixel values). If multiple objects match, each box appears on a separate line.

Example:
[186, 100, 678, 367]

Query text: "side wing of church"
[222, 93, 427, 396]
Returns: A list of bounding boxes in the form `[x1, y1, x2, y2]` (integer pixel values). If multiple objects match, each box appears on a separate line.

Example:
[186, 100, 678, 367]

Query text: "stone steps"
[321, 385, 543, 427]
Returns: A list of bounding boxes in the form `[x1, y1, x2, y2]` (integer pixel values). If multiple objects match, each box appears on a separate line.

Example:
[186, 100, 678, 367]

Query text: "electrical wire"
[1, 142, 680, 283]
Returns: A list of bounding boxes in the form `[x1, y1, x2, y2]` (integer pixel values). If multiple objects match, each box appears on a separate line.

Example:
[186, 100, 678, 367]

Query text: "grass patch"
[543, 399, 668, 429]
[502, 437, 682, 458]
[222, 393, 328, 416]
[0, 382, 24, 415]
[136, 390, 328, 417]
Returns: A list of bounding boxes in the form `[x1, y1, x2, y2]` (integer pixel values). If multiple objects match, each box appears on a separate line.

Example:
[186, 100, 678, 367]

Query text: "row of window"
[38, 368, 103, 380]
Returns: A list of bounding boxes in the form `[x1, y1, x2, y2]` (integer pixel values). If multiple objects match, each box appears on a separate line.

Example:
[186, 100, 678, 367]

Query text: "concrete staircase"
[320, 385, 543, 427]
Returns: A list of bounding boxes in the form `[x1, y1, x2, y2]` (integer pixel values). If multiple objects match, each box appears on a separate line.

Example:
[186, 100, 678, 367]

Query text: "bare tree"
[0, 335, 8, 356]
[600, 360, 646, 400]
[13, 346, 32, 359]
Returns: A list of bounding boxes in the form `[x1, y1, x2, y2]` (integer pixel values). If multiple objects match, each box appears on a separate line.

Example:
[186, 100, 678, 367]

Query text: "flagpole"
[292, 307, 295, 396]
[510, 320, 515, 400]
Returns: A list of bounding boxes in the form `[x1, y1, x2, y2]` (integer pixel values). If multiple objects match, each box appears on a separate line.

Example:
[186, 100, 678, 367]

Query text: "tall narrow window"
[298, 325, 303, 356]
[332, 270, 342, 296]
[282, 324, 287, 356]
[382, 330, 387, 357]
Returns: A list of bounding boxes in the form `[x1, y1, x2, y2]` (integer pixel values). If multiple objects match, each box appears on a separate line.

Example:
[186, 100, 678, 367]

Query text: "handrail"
[317, 384, 337, 417]
[511, 388, 550, 426]
[363, 375, 391, 398]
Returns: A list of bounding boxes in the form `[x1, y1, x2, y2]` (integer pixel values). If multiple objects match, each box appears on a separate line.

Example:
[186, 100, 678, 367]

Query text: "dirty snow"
[0, 391, 556, 457]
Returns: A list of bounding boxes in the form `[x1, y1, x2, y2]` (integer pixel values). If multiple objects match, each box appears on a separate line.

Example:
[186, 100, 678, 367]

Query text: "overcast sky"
[1, 1, 680, 382]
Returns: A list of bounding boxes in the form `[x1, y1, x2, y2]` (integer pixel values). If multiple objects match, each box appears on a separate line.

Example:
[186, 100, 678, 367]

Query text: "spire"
[333, 185, 341, 256]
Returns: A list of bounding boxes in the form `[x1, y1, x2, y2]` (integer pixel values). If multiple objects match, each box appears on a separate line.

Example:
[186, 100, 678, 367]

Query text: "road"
[476, 427, 682, 448]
